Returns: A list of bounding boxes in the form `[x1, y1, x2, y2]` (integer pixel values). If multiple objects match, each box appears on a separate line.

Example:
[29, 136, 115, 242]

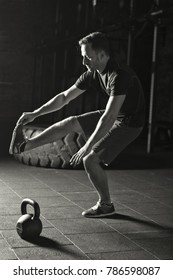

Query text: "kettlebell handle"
[21, 198, 40, 219]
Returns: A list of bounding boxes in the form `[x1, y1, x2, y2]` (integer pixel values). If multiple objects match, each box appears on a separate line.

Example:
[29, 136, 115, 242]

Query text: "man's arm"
[70, 94, 126, 166]
[33, 85, 84, 116]
[17, 85, 84, 125]
[86, 94, 126, 149]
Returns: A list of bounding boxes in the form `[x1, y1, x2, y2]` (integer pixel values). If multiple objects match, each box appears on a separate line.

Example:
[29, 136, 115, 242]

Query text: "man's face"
[80, 43, 100, 72]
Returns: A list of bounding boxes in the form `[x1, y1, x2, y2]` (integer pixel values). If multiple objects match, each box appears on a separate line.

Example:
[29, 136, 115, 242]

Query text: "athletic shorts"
[76, 110, 143, 166]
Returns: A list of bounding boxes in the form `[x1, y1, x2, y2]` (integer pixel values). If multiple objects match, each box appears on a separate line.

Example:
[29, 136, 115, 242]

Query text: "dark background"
[0, 0, 173, 155]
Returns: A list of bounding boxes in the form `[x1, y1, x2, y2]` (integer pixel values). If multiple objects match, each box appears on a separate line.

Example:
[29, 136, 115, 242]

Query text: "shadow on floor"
[103, 213, 173, 231]
[22, 236, 84, 258]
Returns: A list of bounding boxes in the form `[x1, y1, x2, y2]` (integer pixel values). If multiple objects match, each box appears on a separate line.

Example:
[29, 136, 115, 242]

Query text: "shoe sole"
[82, 210, 116, 218]
[9, 128, 17, 154]
[9, 125, 25, 155]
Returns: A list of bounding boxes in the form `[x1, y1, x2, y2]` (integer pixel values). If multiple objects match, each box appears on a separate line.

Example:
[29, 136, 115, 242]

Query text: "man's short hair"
[79, 32, 110, 55]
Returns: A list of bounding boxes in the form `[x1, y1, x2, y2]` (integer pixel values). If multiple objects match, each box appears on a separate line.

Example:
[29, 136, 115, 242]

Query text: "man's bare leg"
[82, 151, 115, 217]
[24, 116, 84, 151]
[9, 116, 85, 154]
[83, 151, 111, 204]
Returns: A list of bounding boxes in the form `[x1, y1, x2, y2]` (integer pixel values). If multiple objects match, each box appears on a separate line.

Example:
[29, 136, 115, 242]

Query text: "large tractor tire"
[14, 125, 86, 169]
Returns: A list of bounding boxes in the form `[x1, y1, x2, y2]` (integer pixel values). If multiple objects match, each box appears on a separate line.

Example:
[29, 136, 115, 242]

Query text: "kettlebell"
[16, 198, 42, 239]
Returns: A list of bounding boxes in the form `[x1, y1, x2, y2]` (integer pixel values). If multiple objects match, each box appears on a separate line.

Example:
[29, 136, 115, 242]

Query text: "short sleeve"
[109, 70, 132, 96]
[75, 71, 92, 90]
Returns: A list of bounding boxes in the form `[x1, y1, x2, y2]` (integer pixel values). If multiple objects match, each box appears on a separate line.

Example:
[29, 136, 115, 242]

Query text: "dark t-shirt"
[75, 59, 145, 127]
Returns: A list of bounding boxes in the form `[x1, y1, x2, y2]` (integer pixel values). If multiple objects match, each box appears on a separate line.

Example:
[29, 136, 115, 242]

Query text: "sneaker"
[9, 124, 27, 154]
[82, 201, 115, 218]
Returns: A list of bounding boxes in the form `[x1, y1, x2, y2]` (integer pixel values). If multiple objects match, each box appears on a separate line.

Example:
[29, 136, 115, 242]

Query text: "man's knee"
[69, 116, 84, 133]
[83, 151, 101, 170]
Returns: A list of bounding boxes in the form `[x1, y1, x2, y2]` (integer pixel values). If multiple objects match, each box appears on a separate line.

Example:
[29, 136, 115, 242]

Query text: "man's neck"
[97, 56, 110, 74]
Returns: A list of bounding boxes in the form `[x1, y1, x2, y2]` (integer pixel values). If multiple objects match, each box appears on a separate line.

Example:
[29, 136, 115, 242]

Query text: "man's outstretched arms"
[17, 85, 85, 126]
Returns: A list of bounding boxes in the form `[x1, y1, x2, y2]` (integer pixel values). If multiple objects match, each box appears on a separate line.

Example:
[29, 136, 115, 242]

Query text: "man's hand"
[70, 144, 90, 167]
[17, 112, 37, 126]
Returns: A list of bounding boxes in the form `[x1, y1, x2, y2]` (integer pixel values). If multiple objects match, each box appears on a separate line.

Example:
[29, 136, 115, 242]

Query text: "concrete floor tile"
[0, 239, 17, 259]
[14, 244, 88, 260]
[104, 209, 167, 233]
[106, 172, 148, 190]
[124, 202, 173, 215]
[5, 180, 51, 190]
[114, 208, 149, 218]
[60, 191, 98, 202]
[108, 185, 135, 194]
[87, 250, 158, 260]
[31, 170, 82, 182]
[124, 182, 162, 192]
[30, 178, 92, 193]
[31, 168, 88, 185]
[0, 248, 17, 260]
[100, 208, 152, 225]
[110, 173, 172, 194]
[151, 197, 173, 207]
[48, 183, 92, 193]
[143, 188, 173, 198]
[66, 232, 140, 253]
[111, 193, 155, 204]
[1, 154, 173, 260]
[2, 228, 72, 248]
[41, 205, 83, 219]
[145, 214, 173, 228]
[125, 230, 173, 240]
[1, 174, 34, 183]
[108, 221, 166, 234]
[133, 237, 173, 259]
[0, 204, 21, 215]
[143, 173, 173, 189]
[158, 255, 173, 260]
[72, 200, 100, 210]
[0, 238, 10, 249]
[15, 188, 59, 198]
[2, 229, 38, 248]
[123, 170, 173, 190]
[0, 215, 22, 230]
[41, 228, 73, 245]
[0, 193, 21, 204]
[53, 169, 91, 186]
[50, 218, 114, 234]
[0, 182, 14, 194]
[29, 196, 74, 208]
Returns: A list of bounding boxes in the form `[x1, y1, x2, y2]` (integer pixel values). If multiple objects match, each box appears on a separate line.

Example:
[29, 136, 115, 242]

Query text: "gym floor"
[0, 141, 173, 260]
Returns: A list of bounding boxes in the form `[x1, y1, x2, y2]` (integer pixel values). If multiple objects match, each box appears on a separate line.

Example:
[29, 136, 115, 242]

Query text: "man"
[9, 32, 145, 218]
